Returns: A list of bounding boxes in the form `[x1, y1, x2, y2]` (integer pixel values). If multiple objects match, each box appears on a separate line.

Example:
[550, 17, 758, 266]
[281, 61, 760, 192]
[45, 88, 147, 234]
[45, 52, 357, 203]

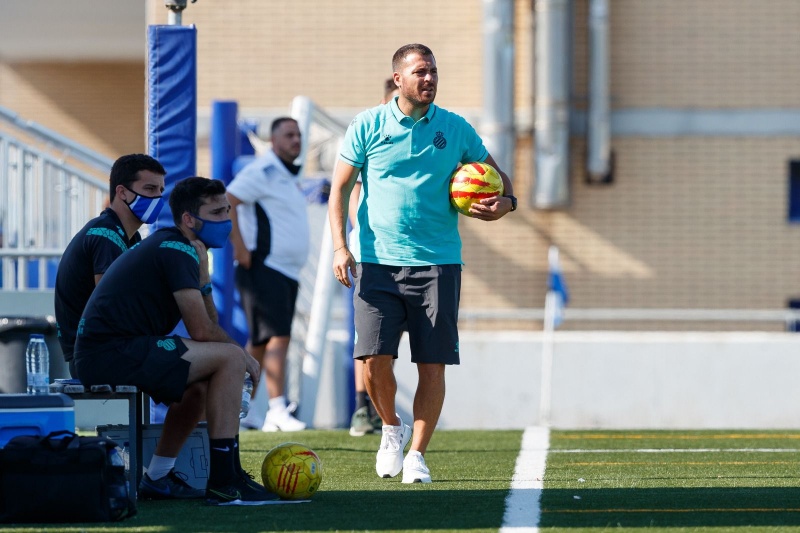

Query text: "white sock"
[269, 395, 287, 412]
[146, 455, 176, 480]
[406, 449, 423, 460]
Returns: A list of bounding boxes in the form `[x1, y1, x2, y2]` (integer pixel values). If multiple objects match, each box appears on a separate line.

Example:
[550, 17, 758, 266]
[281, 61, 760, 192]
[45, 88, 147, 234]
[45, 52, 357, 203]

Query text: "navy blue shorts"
[74, 335, 190, 405]
[236, 263, 299, 345]
[354, 263, 461, 365]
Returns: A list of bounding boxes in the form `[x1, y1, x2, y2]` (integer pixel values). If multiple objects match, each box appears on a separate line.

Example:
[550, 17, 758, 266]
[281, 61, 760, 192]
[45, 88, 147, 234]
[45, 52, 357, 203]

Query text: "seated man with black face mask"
[74, 176, 278, 505]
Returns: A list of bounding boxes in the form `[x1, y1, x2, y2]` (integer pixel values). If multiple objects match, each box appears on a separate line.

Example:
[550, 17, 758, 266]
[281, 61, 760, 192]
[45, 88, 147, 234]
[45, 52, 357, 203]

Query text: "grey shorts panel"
[354, 263, 461, 365]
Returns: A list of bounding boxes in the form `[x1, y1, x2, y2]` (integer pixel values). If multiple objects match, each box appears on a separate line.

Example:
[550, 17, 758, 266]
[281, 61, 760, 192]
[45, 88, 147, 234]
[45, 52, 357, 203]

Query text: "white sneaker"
[402, 450, 432, 483]
[239, 408, 263, 431]
[262, 406, 306, 432]
[375, 415, 412, 478]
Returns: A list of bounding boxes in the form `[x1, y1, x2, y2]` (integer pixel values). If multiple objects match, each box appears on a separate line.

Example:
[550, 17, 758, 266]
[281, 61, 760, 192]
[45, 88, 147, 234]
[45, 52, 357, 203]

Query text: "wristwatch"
[200, 283, 213, 296]
[504, 195, 517, 212]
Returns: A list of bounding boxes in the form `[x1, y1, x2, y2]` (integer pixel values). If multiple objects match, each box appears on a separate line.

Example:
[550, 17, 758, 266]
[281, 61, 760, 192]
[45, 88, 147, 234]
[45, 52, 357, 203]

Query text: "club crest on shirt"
[433, 131, 447, 149]
[380, 134, 393, 145]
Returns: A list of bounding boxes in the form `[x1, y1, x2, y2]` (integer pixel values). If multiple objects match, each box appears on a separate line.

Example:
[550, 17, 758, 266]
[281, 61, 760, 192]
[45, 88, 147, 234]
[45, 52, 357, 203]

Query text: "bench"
[51, 379, 148, 503]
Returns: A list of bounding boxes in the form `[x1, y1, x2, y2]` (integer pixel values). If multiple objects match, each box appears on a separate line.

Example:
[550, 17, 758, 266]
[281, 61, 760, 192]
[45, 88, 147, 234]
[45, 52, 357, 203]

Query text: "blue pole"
[209, 101, 240, 338]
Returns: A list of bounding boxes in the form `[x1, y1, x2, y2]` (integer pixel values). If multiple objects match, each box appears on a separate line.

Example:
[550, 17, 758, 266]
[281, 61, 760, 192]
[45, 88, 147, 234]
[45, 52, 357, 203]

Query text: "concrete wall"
[394, 331, 800, 430]
[26, 328, 800, 431]
[7, 295, 800, 431]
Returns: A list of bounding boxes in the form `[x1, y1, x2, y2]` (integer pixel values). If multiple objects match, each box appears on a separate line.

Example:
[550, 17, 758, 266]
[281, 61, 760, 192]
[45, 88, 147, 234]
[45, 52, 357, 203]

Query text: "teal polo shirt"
[340, 97, 488, 266]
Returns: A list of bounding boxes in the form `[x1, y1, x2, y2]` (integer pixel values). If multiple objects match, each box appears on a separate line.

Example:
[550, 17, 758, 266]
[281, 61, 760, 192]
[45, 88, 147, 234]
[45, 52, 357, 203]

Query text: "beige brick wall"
[0, 62, 145, 157]
[147, 0, 486, 110]
[573, 0, 800, 108]
[3, 0, 799, 331]
[466, 135, 800, 329]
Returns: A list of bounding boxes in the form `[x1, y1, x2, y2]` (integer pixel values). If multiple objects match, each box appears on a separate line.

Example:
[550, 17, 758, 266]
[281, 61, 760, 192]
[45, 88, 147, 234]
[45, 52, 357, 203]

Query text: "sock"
[269, 395, 287, 412]
[146, 455, 176, 480]
[406, 449, 423, 460]
[234, 434, 242, 473]
[209, 438, 237, 485]
[355, 391, 367, 410]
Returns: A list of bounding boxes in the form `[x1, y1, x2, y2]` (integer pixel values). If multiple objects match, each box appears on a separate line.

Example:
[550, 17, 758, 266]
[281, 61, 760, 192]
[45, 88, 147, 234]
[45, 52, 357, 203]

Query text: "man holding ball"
[328, 43, 515, 483]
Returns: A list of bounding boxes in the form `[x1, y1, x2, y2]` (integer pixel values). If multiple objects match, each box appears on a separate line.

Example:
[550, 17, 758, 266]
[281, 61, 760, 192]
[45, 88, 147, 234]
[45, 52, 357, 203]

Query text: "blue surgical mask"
[193, 215, 232, 249]
[125, 188, 164, 224]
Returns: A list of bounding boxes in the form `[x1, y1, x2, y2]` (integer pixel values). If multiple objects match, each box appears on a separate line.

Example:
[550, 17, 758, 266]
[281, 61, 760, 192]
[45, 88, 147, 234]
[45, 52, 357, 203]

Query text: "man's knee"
[417, 362, 445, 381]
[364, 355, 394, 376]
[183, 381, 207, 402]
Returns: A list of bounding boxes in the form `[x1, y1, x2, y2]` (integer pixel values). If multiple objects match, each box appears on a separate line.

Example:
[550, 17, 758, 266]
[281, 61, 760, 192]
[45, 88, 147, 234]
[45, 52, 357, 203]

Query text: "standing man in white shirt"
[227, 117, 310, 432]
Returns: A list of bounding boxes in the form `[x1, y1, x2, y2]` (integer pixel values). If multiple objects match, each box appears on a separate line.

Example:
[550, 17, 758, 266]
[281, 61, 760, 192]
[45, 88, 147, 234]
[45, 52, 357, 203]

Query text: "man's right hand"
[332, 246, 357, 288]
[244, 349, 261, 388]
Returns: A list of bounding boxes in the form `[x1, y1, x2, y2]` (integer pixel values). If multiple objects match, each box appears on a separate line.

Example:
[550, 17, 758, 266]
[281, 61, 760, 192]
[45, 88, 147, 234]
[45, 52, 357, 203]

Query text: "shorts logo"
[157, 339, 177, 351]
[454, 341, 459, 353]
[433, 131, 447, 149]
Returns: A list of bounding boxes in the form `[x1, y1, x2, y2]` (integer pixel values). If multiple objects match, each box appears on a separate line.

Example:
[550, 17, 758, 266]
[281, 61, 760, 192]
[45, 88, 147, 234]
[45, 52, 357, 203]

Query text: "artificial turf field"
[5, 428, 800, 532]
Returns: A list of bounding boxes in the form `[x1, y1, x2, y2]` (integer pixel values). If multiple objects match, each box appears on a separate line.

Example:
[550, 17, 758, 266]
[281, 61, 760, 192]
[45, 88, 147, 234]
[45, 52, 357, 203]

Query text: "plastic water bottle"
[239, 373, 253, 419]
[121, 442, 130, 473]
[25, 333, 49, 395]
[120, 442, 130, 494]
[109, 447, 124, 467]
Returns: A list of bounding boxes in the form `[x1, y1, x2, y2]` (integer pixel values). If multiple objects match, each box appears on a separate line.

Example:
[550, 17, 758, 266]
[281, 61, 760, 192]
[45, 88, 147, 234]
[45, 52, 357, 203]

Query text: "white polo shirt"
[227, 150, 310, 280]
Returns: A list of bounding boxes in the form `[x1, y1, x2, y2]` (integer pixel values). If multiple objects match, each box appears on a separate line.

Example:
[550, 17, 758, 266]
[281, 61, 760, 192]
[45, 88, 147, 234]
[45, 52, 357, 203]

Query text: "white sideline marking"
[499, 426, 550, 533]
[550, 448, 800, 454]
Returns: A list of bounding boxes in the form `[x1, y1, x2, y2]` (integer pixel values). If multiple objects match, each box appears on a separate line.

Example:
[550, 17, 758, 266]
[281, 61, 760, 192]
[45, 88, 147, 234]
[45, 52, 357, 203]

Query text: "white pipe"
[533, 0, 571, 208]
[481, 0, 515, 176]
[586, 0, 611, 181]
[290, 96, 313, 166]
[299, 215, 336, 425]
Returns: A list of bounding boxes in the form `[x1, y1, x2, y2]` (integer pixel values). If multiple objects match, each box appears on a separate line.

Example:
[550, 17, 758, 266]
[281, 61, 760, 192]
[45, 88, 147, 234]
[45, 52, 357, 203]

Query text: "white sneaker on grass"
[402, 450, 432, 484]
[262, 406, 306, 432]
[376, 415, 412, 478]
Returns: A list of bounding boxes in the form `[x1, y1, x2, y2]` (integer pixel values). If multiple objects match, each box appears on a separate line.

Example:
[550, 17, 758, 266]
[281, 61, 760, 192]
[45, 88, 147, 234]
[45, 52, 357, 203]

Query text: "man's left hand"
[469, 195, 514, 221]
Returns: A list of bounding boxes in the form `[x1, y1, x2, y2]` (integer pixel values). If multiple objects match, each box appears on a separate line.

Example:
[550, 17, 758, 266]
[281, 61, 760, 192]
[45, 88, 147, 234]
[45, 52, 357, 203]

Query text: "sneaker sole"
[206, 498, 278, 506]
[140, 490, 205, 500]
[139, 481, 205, 500]
[402, 474, 432, 484]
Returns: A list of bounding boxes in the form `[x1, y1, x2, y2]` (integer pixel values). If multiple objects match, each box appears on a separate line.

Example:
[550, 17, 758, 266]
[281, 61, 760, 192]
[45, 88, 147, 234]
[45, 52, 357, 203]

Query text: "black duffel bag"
[0, 430, 136, 523]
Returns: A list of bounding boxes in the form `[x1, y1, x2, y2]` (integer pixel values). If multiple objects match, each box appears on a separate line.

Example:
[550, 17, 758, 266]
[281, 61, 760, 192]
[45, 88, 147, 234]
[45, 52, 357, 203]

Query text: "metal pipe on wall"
[481, 0, 515, 178]
[533, 0, 571, 208]
[586, 0, 611, 182]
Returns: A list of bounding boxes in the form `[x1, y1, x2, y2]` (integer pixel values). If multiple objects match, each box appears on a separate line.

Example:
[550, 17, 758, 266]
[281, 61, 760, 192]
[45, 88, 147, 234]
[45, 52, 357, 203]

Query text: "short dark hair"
[270, 117, 298, 135]
[392, 43, 434, 72]
[168, 176, 227, 226]
[109, 153, 166, 202]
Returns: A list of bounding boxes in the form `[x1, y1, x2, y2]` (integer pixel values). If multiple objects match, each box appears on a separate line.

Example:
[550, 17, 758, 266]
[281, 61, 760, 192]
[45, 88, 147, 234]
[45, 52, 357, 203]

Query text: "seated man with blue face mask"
[56, 153, 166, 378]
[74, 176, 278, 506]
